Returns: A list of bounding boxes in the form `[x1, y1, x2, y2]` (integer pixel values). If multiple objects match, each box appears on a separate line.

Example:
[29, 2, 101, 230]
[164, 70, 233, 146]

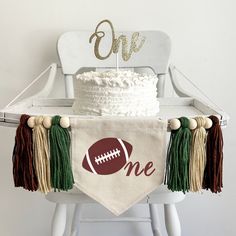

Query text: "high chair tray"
[0, 97, 228, 128]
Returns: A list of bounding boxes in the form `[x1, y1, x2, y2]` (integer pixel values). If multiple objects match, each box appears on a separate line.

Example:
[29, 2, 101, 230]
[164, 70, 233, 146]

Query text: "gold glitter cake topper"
[89, 19, 146, 61]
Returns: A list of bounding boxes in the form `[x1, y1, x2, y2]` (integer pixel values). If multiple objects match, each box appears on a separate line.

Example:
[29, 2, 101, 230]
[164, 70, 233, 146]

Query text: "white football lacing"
[94, 148, 121, 165]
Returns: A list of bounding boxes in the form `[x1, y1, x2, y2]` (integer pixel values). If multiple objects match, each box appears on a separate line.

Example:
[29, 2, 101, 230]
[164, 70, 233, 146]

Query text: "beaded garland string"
[166, 116, 224, 193]
[13, 115, 74, 193]
[12, 114, 223, 194]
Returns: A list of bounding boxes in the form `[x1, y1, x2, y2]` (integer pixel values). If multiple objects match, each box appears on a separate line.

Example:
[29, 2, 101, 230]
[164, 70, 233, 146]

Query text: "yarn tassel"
[203, 116, 223, 193]
[33, 116, 51, 194]
[49, 116, 74, 191]
[165, 117, 192, 193]
[165, 130, 179, 190]
[12, 114, 38, 191]
[189, 117, 207, 192]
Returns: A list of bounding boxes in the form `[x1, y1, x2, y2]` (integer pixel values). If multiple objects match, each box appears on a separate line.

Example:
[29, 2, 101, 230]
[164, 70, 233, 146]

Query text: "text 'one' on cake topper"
[89, 19, 146, 61]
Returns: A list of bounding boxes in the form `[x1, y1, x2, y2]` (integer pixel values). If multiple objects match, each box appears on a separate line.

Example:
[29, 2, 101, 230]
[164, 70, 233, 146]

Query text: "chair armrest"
[169, 64, 229, 127]
[169, 64, 192, 97]
[5, 63, 58, 108]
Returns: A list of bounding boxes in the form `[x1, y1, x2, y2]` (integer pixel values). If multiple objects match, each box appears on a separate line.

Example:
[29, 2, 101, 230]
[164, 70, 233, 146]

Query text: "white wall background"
[0, 0, 235, 235]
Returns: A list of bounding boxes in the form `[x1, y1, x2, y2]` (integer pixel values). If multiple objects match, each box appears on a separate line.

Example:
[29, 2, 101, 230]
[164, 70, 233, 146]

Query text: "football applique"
[82, 137, 133, 175]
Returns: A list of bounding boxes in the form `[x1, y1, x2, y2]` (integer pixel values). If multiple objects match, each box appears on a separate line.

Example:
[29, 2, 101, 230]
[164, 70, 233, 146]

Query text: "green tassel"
[165, 117, 192, 193]
[49, 116, 74, 191]
[165, 129, 179, 191]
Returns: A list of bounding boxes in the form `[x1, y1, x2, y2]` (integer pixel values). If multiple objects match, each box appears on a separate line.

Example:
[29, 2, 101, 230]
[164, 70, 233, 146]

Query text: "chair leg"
[164, 204, 181, 236]
[149, 204, 162, 236]
[71, 204, 83, 236]
[51, 203, 67, 236]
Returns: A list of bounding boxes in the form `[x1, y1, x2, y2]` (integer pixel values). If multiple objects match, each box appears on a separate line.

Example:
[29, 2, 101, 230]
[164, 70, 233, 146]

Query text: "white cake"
[72, 70, 159, 116]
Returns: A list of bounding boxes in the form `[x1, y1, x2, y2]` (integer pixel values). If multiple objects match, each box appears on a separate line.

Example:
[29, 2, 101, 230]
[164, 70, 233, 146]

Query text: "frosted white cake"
[72, 70, 159, 116]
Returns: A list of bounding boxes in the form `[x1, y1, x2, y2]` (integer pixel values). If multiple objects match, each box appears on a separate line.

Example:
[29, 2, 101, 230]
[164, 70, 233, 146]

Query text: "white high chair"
[46, 31, 185, 236]
[0, 30, 228, 236]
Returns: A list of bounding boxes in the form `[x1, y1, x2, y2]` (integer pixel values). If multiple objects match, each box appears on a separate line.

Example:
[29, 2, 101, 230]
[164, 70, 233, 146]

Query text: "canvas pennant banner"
[70, 117, 167, 215]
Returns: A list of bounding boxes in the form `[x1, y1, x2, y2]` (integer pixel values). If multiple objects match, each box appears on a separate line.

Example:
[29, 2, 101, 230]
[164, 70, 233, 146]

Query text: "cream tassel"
[33, 116, 51, 194]
[189, 116, 207, 192]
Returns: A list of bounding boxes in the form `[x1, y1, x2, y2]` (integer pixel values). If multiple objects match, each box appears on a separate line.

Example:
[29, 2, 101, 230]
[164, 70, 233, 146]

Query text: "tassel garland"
[166, 115, 224, 194]
[49, 116, 74, 191]
[203, 116, 223, 193]
[12, 114, 38, 191]
[32, 116, 51, 194]
[11, 114, 224, 195]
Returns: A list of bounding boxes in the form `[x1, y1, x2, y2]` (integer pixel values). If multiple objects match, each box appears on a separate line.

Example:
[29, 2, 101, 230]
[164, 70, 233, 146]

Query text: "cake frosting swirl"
[72, 70, 159, 116]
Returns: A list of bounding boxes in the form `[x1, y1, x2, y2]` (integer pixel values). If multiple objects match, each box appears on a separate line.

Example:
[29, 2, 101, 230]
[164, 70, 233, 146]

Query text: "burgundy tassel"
[12, 114, 38, 191]
[203, 115, 224, 193]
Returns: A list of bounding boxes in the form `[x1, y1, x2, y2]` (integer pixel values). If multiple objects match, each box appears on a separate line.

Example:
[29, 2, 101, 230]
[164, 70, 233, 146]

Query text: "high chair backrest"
[57, 31, 171, 98]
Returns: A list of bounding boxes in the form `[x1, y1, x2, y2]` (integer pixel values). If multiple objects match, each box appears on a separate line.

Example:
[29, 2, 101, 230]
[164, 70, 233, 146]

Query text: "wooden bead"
[60, 117, 70, 128]
[43, 116, 52, 129]
[170, 118, 181, 130]
[189, 118, 197, 130]
[27, 116, 35, 128]
[205, 117, 213, 129]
